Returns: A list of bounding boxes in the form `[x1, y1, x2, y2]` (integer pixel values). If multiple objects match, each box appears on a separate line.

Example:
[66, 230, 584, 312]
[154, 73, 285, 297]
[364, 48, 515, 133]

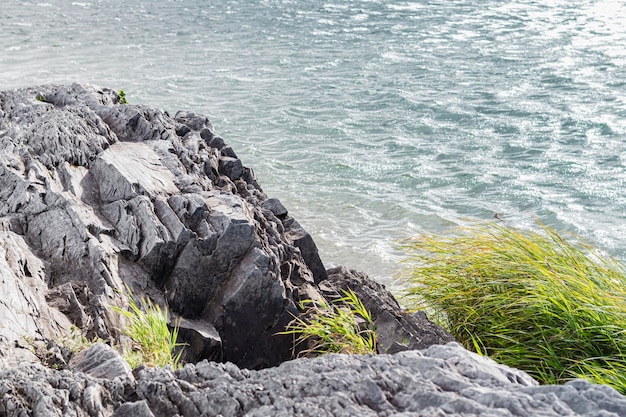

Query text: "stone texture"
[0, 83, 624, 415]
[283, 217, 328, 284]
[112, 401, 156, 417]
[69, 343, 134, 381]
[1, 343, 625, 417]
[0, 230, 73, 366]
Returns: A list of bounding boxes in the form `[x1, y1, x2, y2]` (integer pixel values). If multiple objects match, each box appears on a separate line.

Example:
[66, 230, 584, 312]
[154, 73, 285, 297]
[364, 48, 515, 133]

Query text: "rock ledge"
[2, 342, 625, 417]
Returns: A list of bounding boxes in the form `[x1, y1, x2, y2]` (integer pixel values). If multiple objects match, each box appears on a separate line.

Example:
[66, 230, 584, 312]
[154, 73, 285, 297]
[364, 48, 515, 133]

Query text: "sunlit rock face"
[0, 83, 450, 370]
[0, 83, 327, 369]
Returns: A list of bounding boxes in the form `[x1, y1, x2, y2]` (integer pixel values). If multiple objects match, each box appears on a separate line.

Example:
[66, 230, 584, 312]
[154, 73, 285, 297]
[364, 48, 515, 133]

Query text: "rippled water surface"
[2, 1, 626, 285]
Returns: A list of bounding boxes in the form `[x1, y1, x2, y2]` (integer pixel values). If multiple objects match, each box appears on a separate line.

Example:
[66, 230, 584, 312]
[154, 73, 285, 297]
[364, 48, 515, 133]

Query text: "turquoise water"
[2, 1, 626, 285]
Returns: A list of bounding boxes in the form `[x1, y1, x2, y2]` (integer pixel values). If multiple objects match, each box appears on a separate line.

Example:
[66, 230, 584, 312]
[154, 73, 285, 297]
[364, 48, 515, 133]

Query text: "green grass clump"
[401, 222, 626, 394]
[282, 289, 377, 356]
[111, 287, 183, 369]
[117, 89, 128, 104]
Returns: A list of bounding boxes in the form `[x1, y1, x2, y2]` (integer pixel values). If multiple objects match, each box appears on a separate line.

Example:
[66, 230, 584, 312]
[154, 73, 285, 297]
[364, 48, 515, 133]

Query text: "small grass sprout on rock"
[282, 289, 377, 356]
[401, 222, 626, 394]
[117, 89, 128, 104]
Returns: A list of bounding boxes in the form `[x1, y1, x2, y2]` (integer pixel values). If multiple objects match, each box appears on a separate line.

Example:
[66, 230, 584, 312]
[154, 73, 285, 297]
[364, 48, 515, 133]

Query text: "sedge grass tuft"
[401, 222, 626, 394]
[282, 289, 377, 356]
[111, 286, 183, 369]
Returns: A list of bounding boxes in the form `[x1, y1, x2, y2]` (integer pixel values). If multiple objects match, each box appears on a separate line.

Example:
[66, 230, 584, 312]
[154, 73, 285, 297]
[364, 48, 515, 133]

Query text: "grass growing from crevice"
[282, 289, 377, 357]
[401, 222, 626, 394]
[111, 287, 183, 369]
[62, 325, 104, 354]
[117, 89, 128, 104]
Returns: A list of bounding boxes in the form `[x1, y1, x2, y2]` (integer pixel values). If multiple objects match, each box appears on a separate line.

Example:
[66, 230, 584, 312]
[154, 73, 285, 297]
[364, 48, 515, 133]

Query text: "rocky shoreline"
[0, 84, 624, 416]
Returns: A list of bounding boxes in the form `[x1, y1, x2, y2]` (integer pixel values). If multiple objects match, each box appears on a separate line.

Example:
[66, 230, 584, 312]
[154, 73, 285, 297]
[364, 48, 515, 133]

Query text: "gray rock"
[176, 318, 222, 363]
[1, 343, 625, 416]
[174, 110, 213, 132]
[283, 217, 328, 284]
[0, 83, 334, 368]
[205, 135, 225, 150]
[218, 156, 244, 180]
[46, 282, 90, 328]
[4, 83, 613, 415]
[135, 343, 626, 417]
[112, 401, 156, 417]
[5, 83, 446, 370]
[0, 362, 120, 416]
[261, 197, 288, 218]
[0, 230, 73, 364]
[69, 342, 134, 381]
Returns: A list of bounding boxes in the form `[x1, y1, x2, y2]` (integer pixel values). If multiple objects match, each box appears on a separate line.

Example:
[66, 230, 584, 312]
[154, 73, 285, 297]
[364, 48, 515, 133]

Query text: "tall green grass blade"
[281, 289, 377, 356]
[111, 285, 184, 369]
[401, 222, 626, 394]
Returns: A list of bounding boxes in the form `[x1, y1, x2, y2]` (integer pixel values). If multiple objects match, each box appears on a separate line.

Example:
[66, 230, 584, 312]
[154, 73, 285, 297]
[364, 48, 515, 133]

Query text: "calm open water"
[2, 1, 626, 286]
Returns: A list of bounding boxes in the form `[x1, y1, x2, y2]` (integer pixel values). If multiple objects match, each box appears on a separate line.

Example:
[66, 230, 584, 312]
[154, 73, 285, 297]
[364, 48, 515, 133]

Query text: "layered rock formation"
[1, 83, 624, 416]
[0, 83, 451, 369]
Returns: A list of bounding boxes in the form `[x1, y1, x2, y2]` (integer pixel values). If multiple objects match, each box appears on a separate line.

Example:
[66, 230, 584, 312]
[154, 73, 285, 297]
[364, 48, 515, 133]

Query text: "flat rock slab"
[92, 141, 179, 203]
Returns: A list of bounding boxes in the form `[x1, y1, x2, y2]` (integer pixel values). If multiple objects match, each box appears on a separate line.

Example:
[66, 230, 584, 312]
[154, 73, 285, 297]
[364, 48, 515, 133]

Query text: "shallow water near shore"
[2, 0, 626, 287]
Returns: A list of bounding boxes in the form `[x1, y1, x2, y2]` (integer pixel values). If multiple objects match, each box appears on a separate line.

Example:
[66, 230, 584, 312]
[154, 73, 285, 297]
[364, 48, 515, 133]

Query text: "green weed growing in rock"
[117, 89, 128, 104]
[401, 222, 626, 394]
[111, 286, 183, 369]
[21, 326, 101, 370]
[62, 325, 103, 354]
[282, 289, 377, 356]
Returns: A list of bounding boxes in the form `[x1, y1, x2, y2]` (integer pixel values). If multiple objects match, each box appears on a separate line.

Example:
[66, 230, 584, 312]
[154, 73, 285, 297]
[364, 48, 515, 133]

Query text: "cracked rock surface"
[2, 342, 625, 417]
[0, 83, 452, 369]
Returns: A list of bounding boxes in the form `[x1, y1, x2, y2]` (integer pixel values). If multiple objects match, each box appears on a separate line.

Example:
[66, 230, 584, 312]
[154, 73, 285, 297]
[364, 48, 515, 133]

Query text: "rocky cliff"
[0, 82, 453, 368]
[0, 83, 624, 416]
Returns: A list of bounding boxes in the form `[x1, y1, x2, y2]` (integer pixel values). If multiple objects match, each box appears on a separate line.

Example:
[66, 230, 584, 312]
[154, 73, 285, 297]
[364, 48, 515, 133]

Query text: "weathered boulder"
[0, 83, 625, 415]
[1, 342, 625, 417]
[69, 342, 134, 382]
[0, 83, 451, 370]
